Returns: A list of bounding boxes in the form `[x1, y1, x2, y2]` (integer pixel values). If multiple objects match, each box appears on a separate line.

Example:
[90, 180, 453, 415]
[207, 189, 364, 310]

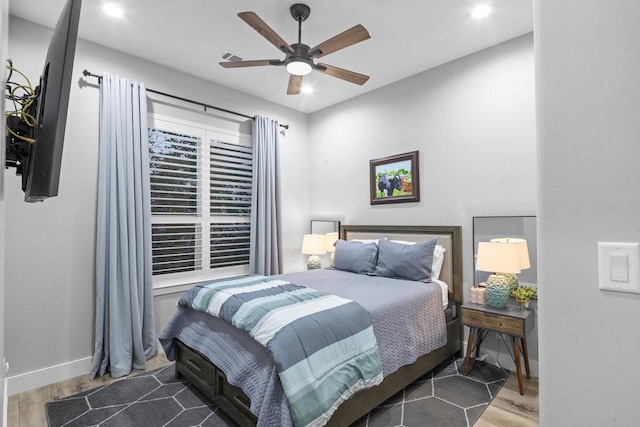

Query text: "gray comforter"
[159, 269, 447, 427]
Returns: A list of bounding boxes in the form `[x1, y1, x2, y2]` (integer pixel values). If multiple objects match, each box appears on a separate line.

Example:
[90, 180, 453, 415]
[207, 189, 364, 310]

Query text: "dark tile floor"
[46, 357, 507, 427]
[352, 358, 508, 427]
[46, 364, 235, 427]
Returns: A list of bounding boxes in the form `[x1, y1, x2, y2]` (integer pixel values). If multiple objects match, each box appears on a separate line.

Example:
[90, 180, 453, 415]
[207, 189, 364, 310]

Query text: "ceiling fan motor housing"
[290, 42, 310, 59]
[285, 43, 313, 75]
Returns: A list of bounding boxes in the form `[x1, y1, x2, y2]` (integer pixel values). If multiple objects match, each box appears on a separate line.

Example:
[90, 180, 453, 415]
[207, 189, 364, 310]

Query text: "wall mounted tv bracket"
[5, 81, 41, 175]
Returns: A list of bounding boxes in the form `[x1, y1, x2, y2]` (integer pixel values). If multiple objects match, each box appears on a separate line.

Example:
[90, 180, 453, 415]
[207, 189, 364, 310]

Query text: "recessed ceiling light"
[103, 3, 123, 18]
[301, 85, 314, 94]
[470, 4, 492, 19]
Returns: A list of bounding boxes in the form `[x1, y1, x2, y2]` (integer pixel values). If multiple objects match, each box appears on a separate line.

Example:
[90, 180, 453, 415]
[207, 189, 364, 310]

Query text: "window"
[148, 116, 252, 288]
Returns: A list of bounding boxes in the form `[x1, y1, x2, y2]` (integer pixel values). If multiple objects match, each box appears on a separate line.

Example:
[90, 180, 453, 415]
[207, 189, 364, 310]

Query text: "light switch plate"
[598, 242, 640, 294]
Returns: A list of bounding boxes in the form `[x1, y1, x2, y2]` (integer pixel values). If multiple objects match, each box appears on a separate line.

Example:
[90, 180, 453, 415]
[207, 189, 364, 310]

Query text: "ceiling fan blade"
[238, 12, 295, 55]
[309, 25, 370, 58]
[219, 60, 283, 68]
[316, 63, 369, 85]
[287, 74, 303, 95]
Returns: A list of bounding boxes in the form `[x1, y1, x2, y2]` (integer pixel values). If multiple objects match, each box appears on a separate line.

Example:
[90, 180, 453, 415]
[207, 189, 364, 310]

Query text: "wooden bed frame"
[174, 225, 463, 426]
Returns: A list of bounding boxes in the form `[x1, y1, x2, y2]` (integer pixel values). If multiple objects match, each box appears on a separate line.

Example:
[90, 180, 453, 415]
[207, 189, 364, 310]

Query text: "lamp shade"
[325, 232, 339, 253]
[475, 241, 521, 274]
[302, 234, 327, 255]
[490, 237, 530, 270]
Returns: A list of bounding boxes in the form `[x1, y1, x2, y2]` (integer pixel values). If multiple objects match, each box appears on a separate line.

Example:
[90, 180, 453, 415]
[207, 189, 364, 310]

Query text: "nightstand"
[461, 302, 535, 395]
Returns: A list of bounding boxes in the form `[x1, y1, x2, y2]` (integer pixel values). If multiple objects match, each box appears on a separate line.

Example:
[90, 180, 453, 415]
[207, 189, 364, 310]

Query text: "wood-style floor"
[475, 374, 539, 427]
[7, 352, 172, 427]
[7, 354, 538, 427]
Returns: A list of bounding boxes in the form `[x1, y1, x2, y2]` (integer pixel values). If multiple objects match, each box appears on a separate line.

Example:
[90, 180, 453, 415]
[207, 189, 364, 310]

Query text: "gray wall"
[309, 34, 538, 372]
[6, 16, 540, 391]
[537, 0, 640, 425]
[5, 16, 310, 379]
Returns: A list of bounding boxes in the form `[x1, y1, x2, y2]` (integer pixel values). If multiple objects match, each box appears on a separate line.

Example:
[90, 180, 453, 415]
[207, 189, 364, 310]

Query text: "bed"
[159, 225, 462, 427]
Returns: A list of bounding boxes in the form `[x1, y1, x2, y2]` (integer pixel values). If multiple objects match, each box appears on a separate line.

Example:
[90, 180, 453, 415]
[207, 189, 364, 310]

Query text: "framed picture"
[370, 150, 420, 205]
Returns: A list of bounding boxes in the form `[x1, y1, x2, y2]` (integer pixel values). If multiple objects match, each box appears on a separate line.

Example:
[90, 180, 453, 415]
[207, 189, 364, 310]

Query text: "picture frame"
[370, 150, 420, 205]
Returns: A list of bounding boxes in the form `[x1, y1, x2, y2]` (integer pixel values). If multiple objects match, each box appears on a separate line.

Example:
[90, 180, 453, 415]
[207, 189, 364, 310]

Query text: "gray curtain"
[90, 73, 157, 380]
[249, 115, 281, 275]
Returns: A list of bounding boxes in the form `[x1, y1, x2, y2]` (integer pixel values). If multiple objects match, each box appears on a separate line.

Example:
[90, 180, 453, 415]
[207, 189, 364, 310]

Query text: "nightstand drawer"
[462, 309, 524, 336]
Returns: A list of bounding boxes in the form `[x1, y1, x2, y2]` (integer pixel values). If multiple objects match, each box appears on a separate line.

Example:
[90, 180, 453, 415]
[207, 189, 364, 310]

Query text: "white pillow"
[351, 238, 380, 244]
[432, 245, 446, 280]
[391, 240, 446, 281]
[389, 239, 416, 245]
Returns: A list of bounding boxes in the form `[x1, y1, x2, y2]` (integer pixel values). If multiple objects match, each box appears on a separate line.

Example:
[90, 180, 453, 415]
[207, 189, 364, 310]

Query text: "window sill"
[152, 282, 198, 296]
[152, 273, 252, 297]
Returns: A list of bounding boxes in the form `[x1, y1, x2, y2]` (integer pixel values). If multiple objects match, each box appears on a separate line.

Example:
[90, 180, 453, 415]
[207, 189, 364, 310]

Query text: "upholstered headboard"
[340, 225, 462, 305]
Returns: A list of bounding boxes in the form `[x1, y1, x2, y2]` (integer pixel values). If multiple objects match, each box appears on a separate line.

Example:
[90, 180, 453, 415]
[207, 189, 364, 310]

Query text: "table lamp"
[325, 232, 339, 267]
[475, 241, 521, 308]
[302, 234, 327, 269]
[490, 237, 530, 291]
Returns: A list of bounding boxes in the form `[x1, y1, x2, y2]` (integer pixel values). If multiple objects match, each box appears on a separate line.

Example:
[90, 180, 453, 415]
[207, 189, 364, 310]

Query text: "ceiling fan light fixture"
[286, 60, 312, 76]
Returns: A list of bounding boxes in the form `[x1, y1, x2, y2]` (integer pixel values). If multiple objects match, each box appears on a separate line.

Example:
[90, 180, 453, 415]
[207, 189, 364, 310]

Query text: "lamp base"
[307, 255, 321, 270]
[499, 272, 519, 293]
[485, 274, 510, 308]
[329, 253, 335, 268]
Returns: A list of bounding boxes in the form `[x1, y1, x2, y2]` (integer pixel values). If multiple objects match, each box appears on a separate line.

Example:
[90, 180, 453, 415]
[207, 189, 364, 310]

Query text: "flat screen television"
[4, 0, 82, 202]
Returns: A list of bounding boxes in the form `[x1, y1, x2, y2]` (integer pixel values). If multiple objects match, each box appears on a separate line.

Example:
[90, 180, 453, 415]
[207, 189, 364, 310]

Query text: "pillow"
[390, 239, 446, 280]
[389, 239, 416, 245]
[374, 238, 437, 282]
[351, 238, 380, 245]
[432, 245, 446, 280]
[333, 240, 378, 274]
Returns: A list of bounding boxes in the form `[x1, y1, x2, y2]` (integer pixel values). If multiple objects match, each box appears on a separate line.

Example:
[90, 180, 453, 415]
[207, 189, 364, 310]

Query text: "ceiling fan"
[219, 3, 371, 95]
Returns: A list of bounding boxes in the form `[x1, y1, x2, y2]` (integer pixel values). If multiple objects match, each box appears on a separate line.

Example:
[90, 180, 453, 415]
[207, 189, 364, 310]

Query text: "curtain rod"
[82, 70, 289, 130]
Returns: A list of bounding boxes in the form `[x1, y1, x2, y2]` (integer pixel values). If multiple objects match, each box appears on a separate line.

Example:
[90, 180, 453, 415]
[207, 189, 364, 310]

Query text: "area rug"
[45, 357, 507, 427]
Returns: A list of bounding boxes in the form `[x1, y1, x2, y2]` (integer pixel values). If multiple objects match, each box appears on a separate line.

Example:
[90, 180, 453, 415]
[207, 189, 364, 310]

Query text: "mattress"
[160, 269, 447, 426]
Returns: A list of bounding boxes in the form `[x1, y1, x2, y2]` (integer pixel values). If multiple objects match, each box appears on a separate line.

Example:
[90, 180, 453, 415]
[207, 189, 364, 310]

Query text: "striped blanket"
[179, 275, 384, 427]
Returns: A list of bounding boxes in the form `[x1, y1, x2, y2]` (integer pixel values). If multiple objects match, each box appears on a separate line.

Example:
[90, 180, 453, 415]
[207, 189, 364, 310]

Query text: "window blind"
[148, 118, 252, 285]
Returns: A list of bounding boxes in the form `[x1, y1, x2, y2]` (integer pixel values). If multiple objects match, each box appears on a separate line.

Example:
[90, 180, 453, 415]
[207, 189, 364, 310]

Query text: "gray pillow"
[374, 238, 437, 282]
[333, 240, 378, 274]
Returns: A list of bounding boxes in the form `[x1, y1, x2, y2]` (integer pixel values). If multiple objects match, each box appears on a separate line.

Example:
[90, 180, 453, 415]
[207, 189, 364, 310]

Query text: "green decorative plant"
[511, 285, 537, 302]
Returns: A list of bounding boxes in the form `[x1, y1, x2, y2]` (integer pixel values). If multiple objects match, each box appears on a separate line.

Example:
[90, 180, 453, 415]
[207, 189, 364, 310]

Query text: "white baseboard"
[463, 340, 539, 378]
[6, 356, 92, 396]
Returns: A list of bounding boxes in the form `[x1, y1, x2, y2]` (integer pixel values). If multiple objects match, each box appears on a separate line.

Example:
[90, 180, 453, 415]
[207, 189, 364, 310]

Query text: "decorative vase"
[470, 286, 486, 304]
[485, 274, 510, 308]
[517, 299, 530, 309]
